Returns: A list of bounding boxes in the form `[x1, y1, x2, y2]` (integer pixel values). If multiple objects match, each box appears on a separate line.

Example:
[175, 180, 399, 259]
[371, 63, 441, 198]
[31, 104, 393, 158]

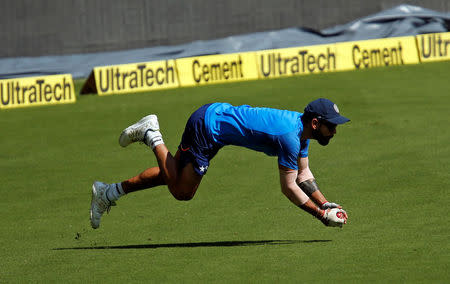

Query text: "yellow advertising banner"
[92, 60, 179, 95]
[78, 34, 436, 98]
[255, 44, 338, 78]
[416, 32, 450, 62]
[176, 52, 258, 86]
[335, 36, 419, 71]
[0, 74, 75, 109]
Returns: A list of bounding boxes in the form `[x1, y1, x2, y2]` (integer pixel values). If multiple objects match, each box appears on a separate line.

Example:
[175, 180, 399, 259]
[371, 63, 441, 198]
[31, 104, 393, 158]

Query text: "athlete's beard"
[312, 128, 332, 146]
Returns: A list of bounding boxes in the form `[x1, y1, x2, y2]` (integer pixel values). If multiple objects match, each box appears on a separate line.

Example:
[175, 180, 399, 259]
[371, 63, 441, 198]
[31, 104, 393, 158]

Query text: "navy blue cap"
[304, 98, 350, 125]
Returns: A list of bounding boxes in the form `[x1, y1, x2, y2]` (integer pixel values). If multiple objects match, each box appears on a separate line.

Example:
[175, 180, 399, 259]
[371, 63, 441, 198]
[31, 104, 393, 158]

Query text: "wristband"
[298, 179, 320, 196]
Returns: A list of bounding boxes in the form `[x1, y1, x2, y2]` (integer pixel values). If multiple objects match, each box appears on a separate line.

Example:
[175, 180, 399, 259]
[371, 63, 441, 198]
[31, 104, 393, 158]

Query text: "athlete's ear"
[311, 118, 320, 130]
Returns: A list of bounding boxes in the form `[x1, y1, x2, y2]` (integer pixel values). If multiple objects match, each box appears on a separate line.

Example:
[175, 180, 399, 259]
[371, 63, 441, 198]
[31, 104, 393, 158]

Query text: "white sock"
[106, 183, 125, 202]
[144, 130, 164, 149]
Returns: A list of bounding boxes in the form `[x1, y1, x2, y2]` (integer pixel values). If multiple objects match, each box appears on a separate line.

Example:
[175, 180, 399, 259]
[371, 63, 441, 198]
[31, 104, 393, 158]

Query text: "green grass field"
[1, 62, 449, 282]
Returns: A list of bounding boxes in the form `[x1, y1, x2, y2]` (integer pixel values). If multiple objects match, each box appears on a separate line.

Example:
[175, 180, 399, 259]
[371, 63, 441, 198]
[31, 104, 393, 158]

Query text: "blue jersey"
[204, 103, 310, 170]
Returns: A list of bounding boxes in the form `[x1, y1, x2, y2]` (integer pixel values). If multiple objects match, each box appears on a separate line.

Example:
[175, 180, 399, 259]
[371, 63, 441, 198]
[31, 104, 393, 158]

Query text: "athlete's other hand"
[321, 201, 341, 209]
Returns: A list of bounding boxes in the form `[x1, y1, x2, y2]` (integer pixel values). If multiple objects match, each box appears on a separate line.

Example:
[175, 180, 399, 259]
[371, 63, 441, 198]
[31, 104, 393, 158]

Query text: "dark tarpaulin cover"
[1, 4, 449, 79]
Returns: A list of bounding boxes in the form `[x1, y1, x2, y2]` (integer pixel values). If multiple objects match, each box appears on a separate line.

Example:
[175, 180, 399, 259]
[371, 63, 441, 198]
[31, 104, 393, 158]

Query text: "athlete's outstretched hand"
[321, 208, 348, 227]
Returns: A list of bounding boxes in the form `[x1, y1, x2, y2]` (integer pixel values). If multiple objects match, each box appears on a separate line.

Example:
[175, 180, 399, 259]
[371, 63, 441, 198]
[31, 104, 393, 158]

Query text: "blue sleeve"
[300, 139, 310, 158]
[277, 133, 300, 170]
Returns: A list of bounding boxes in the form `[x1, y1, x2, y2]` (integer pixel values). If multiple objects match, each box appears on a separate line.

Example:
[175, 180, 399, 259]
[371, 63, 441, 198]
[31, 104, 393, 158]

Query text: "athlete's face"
[312, 120, 337, 146]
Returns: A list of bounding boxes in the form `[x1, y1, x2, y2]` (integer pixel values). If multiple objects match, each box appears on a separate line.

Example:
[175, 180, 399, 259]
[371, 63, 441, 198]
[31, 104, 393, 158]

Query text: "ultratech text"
[352, 43, 404, 68]
[192, 56, 243, 83]
[259, 48, 336, 77]
[97, 61, 175, 92]
[1, 78, 72, 106]
[419, 33, 450, 58]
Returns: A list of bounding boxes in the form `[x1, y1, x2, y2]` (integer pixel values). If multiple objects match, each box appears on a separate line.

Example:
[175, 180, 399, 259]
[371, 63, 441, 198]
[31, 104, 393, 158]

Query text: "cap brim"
[326, 115, 350, 125]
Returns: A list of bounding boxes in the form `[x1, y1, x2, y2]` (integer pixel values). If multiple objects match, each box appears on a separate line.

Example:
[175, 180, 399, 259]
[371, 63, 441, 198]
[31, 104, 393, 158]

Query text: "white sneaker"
[119, 114, 160, 147]
[90, 181, 116, 229]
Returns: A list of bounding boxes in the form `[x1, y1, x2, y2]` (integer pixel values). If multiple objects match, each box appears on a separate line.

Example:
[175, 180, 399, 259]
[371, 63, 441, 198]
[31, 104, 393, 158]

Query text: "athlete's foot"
[90, 181, 116, 229]
[119, 114, 160, 147]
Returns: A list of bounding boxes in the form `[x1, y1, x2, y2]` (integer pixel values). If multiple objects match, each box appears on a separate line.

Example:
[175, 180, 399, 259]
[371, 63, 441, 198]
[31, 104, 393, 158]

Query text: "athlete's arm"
[278, 165, 324, 219]
[296, 157, 340, 209]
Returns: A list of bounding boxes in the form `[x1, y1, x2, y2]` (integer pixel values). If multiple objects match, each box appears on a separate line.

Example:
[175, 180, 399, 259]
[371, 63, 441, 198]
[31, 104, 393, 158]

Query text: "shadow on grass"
[54, 239, 331, 250]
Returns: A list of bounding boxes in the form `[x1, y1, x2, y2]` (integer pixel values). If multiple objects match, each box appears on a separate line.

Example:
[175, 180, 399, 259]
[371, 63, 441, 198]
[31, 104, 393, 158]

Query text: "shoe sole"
[90, 183, 100, 229]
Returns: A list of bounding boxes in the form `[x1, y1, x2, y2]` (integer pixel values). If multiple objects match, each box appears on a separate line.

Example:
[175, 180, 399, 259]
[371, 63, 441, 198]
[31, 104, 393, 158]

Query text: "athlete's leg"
[153, 146, 202, 201]
[91, 113, 203, 229]
[120, 146, 201, 200]
[117, 105, 211, 199]
[121, 166, 165, 194]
